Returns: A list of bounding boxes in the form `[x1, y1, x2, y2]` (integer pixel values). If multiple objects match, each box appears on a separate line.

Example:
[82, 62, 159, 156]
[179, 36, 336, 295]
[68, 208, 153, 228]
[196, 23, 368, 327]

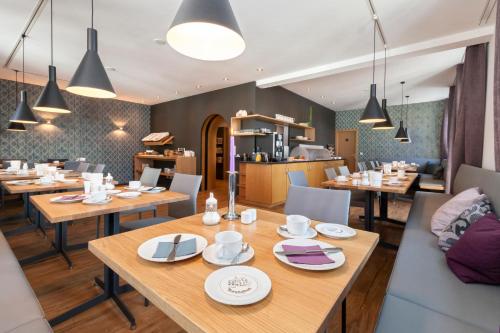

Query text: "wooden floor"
[0, 183, 410, 333]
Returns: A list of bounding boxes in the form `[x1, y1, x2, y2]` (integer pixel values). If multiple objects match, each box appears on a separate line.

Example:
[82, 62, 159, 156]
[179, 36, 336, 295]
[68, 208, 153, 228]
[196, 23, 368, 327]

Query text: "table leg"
[374, 192, 406, 226]
[364, 191, 375, 231]
[49, 213, 136, 329]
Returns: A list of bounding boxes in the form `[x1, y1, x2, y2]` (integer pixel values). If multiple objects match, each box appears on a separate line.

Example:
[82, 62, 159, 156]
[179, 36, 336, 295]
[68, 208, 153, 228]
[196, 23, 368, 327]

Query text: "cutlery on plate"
[279, 225, 289, 232]
[230, 242, 249, 265]
[275, 247, 343, 256]
[167, 234, 182, 262]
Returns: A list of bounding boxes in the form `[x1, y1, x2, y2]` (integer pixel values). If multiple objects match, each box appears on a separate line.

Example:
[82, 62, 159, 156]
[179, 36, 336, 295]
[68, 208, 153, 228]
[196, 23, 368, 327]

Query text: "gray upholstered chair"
[368, 161, 376, 170]
[338, 166, 351, 176]
[374, 161, 381, 167]
[64, 161, 81, 170]
[287, 170, 309, 187]
[358, 162, 367, 172]
[285, 185, 351, 225]
[77, 162, 90, 173]
[325, 167, 337, 180]
[120, 173, 202, 232]
[93, 164, 105, 173]
[120, 167, 162, 218]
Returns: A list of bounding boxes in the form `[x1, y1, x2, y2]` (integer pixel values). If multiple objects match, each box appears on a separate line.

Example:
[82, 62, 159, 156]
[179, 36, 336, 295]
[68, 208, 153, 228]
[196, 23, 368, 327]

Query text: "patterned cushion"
[438, 197, 493, 251]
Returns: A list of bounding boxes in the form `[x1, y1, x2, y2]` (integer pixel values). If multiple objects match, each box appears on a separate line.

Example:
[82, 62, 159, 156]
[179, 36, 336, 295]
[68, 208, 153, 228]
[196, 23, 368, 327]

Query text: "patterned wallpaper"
[0, 79, 150, 182]
[335, 100, 445, 162]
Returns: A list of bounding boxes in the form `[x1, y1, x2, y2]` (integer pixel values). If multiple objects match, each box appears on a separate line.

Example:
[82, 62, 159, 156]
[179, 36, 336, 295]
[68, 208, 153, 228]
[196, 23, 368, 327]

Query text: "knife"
[167, 234, 182, 262]
[275, 247, 343, 256]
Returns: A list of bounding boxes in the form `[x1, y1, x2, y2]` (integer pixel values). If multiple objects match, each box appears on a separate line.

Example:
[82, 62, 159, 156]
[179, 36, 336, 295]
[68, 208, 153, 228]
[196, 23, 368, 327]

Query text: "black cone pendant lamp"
[10, 36, 38, 124]
[34, 0, 70, 113]
[7, 71, 27, 132]
[167, 0, 246, 61]
[66, 0, 116, 98]
[373, 47, 394, 130]
[360, 18, 385, 123]
[394, 81, 408, 140]
[400, 96, 411, 143]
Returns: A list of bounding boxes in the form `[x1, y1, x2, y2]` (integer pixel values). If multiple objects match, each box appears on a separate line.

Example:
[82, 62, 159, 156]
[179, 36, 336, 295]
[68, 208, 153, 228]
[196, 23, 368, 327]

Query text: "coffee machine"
[272, 132, 285, 161]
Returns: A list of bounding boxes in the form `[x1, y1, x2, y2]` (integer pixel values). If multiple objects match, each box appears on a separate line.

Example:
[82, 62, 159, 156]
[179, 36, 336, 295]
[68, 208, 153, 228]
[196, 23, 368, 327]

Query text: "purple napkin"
[281, 245, 335, 265]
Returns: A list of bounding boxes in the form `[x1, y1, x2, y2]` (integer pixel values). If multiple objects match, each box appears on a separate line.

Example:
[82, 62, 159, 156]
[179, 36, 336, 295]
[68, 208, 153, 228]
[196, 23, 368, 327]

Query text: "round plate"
[7, 180, 34, 185]
[202, 244, 255, 266]
[50, 194, 88, 204]
[117, 191, 141, 199]
[142, 187, 166, 194]
[138, 233, 207, 263]
[273, 239, 345, 271]
[124, 186, 144, 191]
[315, 223, 356, 239]
[83, 197, 112, 205]
[106, 189, 122, 195]
[383, 181, 403, 187]
[204, 266, 271, 306]
[276, 225, 317, 239]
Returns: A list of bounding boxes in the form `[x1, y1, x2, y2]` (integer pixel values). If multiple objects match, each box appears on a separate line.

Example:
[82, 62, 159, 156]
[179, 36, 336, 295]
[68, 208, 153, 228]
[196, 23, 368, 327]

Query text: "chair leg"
[95, 217, 100, 239]
[342, 297, 347, 333]
[153, 208, 157, 217]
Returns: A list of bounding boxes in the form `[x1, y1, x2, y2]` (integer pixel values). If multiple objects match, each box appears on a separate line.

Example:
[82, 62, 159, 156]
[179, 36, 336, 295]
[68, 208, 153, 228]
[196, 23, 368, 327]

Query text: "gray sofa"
[375, 164, 500, 333]
[0, 232, 52, 333]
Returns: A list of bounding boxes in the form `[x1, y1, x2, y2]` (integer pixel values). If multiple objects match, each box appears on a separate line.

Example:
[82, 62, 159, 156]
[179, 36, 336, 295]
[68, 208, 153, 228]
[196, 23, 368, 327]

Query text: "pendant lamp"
[34, 0, 70, 113]
[7, 71, 27, 132]
[360, 19, 385, 123]
[66, 0, 116, 98]
[10, 35, 38, 124]
[394, 81, 408, 140]
[400, 96, 412, 143]
[167, 0, 245, 61]
[373, 47, 394, 130]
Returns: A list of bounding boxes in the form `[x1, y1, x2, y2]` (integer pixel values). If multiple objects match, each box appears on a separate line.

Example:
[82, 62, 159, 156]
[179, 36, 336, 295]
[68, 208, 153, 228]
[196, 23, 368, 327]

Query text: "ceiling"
[0, 0, 495, 108]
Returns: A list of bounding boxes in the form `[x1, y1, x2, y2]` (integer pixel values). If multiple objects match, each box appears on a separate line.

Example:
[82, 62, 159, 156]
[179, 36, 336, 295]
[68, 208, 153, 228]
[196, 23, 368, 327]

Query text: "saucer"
[277, 225, 317, 239]
[117, 191, 141, 199]
[83, 197, 112, 205]
[315, 223, 357, 239]
[202, 244, 255, 266]
[106, 189, 122, 195]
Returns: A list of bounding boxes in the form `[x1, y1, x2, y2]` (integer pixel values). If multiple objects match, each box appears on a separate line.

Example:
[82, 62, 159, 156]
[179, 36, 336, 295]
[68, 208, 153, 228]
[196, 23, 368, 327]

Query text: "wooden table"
[322, 174, 418, 249]
[88, 206, 379, 333]
[30, 188, 190, 329]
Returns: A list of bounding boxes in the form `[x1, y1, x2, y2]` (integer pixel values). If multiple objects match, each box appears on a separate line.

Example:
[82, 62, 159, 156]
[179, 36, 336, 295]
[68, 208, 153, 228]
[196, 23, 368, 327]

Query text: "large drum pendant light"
[34, 0, 70, 113]
[66, 0, 116, 98]
[373, 47, 394, 130]
[394, 81, 408, 140]
[359, 18, 385, 123]
[10, 36, 38, 124]
[8, 71, 27, 132]
[167, 0, 246, 61]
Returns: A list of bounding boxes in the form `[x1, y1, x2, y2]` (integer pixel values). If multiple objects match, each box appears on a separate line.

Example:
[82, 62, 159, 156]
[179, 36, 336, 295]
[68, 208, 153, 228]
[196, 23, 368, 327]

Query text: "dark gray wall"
[150, 82, 335, 172]
[0, 79, 150, 183]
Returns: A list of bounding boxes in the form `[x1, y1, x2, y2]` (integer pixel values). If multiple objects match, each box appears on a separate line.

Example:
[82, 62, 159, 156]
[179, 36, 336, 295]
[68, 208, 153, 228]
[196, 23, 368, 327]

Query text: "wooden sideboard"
[239, 159, 344, 207]
[133, 154, 196, 180]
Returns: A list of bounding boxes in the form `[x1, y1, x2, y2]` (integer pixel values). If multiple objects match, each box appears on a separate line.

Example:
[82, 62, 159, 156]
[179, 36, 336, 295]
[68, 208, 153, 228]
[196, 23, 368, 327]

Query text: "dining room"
[1, 1, 500, 333]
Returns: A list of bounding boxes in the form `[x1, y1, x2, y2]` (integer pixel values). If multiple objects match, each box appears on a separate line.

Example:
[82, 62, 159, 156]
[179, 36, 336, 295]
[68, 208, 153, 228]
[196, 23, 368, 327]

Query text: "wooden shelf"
[290, 138, 314, 142]
[231, 115, 313, 129]
[135, 154, 178, 161]
[233, 132, 267, 137]
[133, 154, 196, 180]
[142, 136, 174, 146]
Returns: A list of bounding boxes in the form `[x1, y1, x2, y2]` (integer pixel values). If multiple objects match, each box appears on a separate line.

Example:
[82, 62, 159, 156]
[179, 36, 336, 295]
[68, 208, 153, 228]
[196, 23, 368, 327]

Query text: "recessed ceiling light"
[104, 66, 116, 71]
[156, 95, 160, 100]
[307, 88, 311, 92]
[332, 101, 336, 105]
[196, 84, 202, 89]
[256, 67, 264, 72]
[153, 38, 167, 45]
[321, 95, 326, 99]
[46, 120, 51, 124]
[175, 90, 179, 95]
[223, 77, 229, 81]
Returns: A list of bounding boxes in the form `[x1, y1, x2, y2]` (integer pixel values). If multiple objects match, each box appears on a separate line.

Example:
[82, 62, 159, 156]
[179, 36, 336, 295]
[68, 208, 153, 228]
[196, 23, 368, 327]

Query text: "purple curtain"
[494, 3, 500, 171]
[440, 87, 454, 159]
[447, 44, 488, 193]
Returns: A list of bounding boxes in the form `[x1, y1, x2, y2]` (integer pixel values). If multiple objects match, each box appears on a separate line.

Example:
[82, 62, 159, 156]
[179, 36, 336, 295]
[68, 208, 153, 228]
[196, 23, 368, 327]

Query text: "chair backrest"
[338, 166, 351, 176]
[93, 164, 105, 173]
[324, 167, 337, 180]
[77, 162, 90, 172]
[287, 170, 309, 187]
[368, 161, 376, 170]
[284, 186, 351, 225]
[64, 161, 81, 171]
[374, 161, 381, 167]
[169, 173, 203, 218]
[139, 167, 162, 187]
[357, 162, 366, 172]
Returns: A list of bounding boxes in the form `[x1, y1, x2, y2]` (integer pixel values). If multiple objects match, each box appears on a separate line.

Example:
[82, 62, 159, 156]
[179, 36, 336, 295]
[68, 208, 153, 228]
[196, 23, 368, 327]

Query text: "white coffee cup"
[286, 215, 311, 235]
[90, 191, 107, 202]
[129, 180, 141, 189]
[215, 231, 243, 259]
[352, 172, 361, 179]
[397, 169, 406, 178]
[336, 175, 347, 182]
[84, 181, 91, 194]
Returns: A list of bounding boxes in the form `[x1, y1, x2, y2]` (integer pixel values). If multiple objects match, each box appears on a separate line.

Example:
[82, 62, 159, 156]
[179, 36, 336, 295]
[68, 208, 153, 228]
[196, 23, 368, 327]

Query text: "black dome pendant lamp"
[359, 18, 385, 124]
[167, 0, 246, 61]
[373, 47, 394, 130]
[394, 81, 408, 140]
[400, 95, 412, 143]
[66, 0, 116, 98]
[10, 35, 38, 124]
[7, 71, 27, 132]
[34, 0, 70, 113]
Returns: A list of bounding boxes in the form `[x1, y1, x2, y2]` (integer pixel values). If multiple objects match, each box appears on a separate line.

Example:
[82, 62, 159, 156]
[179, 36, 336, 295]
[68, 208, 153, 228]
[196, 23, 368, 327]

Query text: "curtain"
[440, 87, 454, 159]
[447, 44, 488, 193]
[494, 3, 500, 171]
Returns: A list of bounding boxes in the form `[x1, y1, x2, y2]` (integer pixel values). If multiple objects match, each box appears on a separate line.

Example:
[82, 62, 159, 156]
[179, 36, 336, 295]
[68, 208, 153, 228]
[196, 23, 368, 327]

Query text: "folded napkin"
[281, 245, 335, 265]
[152, 238, 197, 258]
[57, 194, 87, 201]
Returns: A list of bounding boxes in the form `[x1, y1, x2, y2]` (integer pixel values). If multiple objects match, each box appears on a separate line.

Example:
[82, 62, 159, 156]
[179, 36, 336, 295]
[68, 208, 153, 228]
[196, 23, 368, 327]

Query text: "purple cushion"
[446, 213, 500, 285]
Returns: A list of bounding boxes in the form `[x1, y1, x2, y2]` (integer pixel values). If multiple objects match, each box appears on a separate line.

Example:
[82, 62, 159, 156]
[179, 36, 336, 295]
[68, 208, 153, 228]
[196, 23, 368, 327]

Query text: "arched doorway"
[201, 114, 229, 191]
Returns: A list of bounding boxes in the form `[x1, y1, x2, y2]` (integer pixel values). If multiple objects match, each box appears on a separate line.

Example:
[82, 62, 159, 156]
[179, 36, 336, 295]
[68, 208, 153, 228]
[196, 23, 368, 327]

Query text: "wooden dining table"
[88, 206, 379, 333]
[322, 173, 418, 249]
[30, 188, 190, 329]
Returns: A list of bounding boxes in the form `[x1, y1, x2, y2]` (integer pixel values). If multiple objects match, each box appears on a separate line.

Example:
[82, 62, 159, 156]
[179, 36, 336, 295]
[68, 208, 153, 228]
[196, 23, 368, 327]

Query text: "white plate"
[137, 233, 207, 263]
[273, 239, 345, 271]
[383, 182, 403, 187]
[141, 187, 166, 194]
[83, 197, 112, 205]
[7, 180, 34, 185]
[202, 244, 255, 266]
[276, 225, 317, 239]
[116, 191, 141, 199]
[124, 186, 145, 191]
[204, 266, 271, 306]
[315, 223, 357, 239]
[50, 195, 88, 204]
[106, 189, 122, 195]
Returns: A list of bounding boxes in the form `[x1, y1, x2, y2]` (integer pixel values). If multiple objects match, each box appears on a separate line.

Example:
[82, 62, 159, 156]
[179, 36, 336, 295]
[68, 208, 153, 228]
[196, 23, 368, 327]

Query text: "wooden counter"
[239, 159, 344, 207]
